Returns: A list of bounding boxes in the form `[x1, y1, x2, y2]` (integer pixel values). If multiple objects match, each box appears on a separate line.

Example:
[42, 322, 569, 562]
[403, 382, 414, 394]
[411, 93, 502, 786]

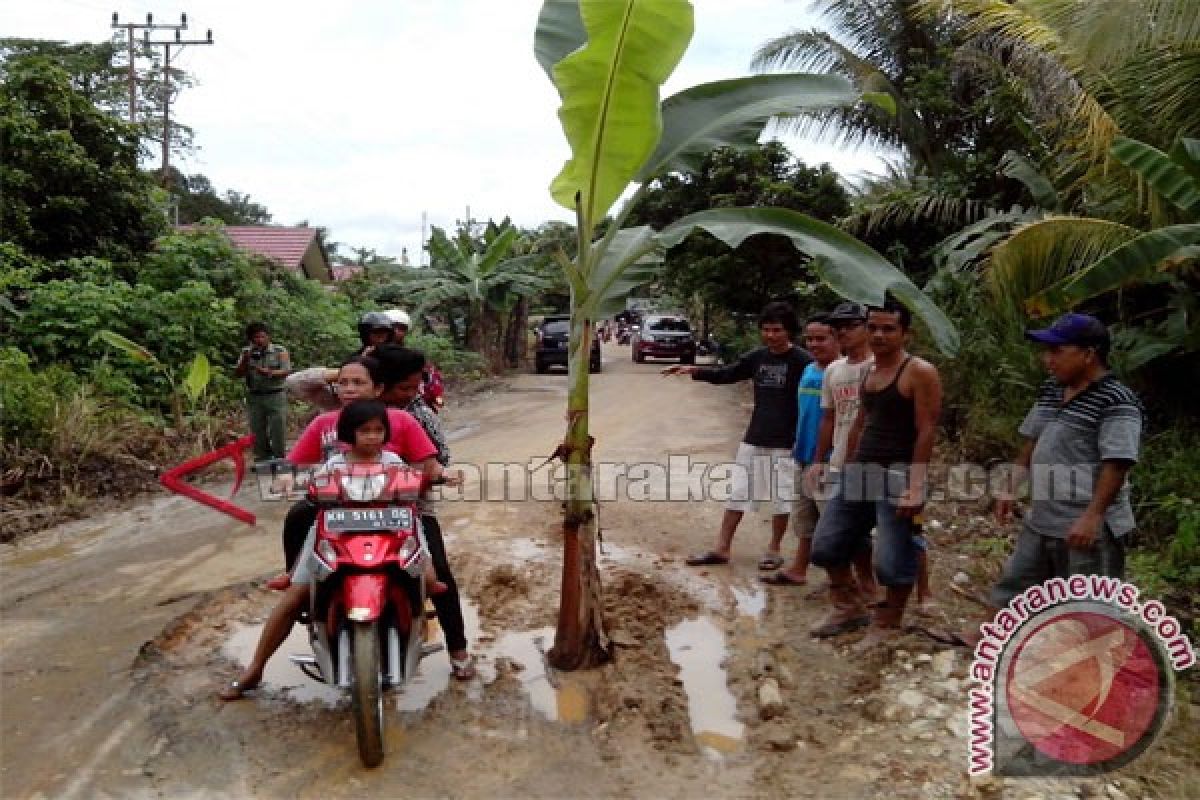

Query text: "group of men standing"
[672, 300, 1141, 651]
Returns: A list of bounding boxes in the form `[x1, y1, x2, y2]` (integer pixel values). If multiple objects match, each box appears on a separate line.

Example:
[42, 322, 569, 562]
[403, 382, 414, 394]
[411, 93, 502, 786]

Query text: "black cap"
[828, 302, 867, 322]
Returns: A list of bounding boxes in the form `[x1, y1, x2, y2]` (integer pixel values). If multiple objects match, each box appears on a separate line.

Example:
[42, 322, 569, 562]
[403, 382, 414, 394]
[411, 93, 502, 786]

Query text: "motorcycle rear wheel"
[351, 620, 385, 767]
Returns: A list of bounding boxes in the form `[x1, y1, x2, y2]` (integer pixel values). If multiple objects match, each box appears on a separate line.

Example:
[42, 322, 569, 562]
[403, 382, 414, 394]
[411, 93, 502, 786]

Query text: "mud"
[2, 342, 1196, 799]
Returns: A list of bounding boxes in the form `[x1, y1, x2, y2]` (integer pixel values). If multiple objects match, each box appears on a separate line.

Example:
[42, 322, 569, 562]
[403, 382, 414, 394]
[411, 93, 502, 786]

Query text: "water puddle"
[484, 535, 556, 564]
[223, 597, 485, 712]
[481, 626, 589, 723]
[2, 525, 112, 568]
[3, 541, 78, 568]
[731, 585, 766, 619]
[665, 616, 743, 757]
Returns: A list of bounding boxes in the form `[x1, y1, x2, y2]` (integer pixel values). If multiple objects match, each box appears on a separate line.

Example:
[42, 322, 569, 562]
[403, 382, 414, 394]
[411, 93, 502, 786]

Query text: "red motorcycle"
[294, 464, 436, 767]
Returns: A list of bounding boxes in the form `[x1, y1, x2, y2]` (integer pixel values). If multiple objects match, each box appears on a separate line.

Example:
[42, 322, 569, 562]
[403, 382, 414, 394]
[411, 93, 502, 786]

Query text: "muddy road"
[2, 343, 1195, 799]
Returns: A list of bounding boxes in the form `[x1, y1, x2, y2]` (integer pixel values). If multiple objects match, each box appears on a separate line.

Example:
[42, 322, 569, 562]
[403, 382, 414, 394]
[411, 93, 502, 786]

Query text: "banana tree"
[535, 0, 959, 670]
[90, 330, 211, 430]
[382, 218, 549, 368]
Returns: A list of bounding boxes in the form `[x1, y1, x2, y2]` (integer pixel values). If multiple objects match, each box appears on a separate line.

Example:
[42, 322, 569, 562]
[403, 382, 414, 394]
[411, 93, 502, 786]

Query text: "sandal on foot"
[810, 615, 870, 639]
[450, 655, 476, 681]
[685, 551, 729, 567]
[760, 571, 806, 586]
[758, 553, 785, 571]
[218, 679, 259, 702]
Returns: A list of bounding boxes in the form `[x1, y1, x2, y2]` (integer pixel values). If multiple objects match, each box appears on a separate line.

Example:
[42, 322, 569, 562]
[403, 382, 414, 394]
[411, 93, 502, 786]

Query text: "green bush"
[407, 332, 486, 380]
[926, 272, 1040, 459]
[13, 278, 239, 411]
[0, 346, 79, 450]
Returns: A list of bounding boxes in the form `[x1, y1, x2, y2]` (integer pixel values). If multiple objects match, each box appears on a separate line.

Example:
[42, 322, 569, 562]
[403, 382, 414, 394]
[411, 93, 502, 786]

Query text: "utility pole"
[110, 12, 193, 125]
[141, 17, 214, 187]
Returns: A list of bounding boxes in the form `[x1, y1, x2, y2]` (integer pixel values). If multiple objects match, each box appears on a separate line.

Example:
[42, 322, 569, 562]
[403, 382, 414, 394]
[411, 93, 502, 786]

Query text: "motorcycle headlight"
[340, 472, 387, 502]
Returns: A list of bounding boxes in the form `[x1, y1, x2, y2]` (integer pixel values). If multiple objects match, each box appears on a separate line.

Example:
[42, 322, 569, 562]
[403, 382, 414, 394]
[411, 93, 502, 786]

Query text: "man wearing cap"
[981, 313, 1142, 618]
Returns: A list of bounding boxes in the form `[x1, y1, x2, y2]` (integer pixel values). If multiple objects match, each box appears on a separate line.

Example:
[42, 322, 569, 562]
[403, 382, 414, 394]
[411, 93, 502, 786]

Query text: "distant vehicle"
[631, 314, 696, 364]
[534, 315, 602, 374]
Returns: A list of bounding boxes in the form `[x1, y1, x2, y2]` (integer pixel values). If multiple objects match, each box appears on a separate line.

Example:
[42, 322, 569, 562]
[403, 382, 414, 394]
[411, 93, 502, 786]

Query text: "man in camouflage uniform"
[236, 322, 292, 460]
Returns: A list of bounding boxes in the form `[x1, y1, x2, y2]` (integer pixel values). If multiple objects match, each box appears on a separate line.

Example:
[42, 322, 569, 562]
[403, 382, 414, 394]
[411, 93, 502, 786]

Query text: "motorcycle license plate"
[324, 507, 412, 532]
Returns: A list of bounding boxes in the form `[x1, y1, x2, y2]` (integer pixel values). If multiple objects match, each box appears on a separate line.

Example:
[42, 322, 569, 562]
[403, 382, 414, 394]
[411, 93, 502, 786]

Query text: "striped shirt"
[1021, 374, 1143, 538]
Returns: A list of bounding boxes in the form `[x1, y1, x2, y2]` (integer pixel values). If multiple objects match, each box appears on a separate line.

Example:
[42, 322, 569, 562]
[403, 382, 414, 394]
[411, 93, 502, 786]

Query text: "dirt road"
[2, 343, 1194, 798]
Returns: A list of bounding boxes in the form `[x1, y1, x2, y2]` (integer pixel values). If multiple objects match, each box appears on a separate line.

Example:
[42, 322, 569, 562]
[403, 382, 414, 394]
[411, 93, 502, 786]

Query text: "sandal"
[760, 571, 806, 586]
[449, 655, 476, 681]
[218, 678, 260, 702]
[758, 553, 785, 571]
[685, 551, 729, 567]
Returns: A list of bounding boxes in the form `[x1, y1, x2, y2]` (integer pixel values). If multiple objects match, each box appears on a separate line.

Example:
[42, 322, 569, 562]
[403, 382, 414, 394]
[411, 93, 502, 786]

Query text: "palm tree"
[753, 1, 1036, 251]
[752, 0, 988, 177]
[921, 0, 1200, 178]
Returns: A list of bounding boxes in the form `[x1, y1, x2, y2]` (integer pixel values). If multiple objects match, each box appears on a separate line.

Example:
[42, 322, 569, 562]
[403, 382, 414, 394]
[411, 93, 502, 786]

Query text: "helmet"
[385, 309, 411, 328]
[358, 311, 395, 345]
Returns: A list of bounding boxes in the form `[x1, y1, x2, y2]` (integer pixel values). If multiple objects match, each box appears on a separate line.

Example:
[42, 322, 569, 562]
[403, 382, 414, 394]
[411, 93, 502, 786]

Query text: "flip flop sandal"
[760, 571, 807, 586]
[450, 655, 476, 681]
[218, 679, 259, 702]
[758, 553, 785, 571]
[810, 615, 870, 638]
[907, 625, 972, 648]
[685, 551, 730, 566]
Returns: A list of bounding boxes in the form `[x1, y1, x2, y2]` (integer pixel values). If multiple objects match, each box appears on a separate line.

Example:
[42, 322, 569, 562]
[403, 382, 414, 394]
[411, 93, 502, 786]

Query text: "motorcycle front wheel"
[351, 620, 385, 767]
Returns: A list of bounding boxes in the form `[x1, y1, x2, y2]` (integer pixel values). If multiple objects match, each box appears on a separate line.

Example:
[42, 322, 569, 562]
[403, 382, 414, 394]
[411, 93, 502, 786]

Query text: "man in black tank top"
[808, 300, 943, 651]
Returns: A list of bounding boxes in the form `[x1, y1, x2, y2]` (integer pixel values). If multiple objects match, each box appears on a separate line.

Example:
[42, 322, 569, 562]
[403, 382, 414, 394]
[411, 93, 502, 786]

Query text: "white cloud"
[7, 0, 894, 263]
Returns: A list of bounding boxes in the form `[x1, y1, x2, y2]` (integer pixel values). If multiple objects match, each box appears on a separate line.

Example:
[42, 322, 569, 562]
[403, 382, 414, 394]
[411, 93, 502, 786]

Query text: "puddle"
[504, 536, 556, 563]
[731, 585, 766, 619]
[481, 626, 589, 723]
[223, 597, 485, 712]
[224, 623, 341, 706]
[2, 525, 112, 568]
[3, 541, 79, 568]
[665, 617, 743, 756]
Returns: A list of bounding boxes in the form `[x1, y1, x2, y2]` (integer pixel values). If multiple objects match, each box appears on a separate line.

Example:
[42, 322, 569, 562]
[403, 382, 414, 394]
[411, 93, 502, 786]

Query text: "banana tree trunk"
[547, 314, 609, 670]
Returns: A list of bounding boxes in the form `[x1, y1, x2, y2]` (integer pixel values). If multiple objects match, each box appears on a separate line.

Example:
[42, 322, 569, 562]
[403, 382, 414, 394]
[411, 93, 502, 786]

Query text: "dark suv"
[631, 314, 696, 363]
[534, 315, 602, 374]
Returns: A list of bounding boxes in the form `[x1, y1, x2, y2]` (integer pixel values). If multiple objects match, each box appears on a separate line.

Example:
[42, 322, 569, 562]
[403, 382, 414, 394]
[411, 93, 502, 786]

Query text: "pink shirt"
[287, 408, 437, 465]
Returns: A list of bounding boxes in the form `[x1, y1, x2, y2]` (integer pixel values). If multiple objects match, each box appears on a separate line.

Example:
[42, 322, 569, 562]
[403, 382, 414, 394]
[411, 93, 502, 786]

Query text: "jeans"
[809, 465, 921, 587]
[990, 522, 1126, 608]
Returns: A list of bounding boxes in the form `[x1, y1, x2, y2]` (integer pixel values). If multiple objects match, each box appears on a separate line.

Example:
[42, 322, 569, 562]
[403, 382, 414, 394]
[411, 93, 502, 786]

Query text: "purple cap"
[1025, 313, 1109, 347]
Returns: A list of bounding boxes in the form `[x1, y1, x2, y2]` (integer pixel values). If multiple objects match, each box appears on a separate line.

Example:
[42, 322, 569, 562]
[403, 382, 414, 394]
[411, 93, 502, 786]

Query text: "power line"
[110, 11, 213, 186]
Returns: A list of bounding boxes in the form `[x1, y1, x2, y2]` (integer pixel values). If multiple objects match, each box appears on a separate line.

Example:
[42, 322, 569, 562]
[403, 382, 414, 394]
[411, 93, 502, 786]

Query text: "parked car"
[534, 315, 602, 374]
[631, 314, 696, 364]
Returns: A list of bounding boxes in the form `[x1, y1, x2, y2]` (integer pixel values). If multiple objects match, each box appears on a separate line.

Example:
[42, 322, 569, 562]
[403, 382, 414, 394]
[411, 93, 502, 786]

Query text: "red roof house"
[177, 225, 332, 282]
[223, 226, 332, 282]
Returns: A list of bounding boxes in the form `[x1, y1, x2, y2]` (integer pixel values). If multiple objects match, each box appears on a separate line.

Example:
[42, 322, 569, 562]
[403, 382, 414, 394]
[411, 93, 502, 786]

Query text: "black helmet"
[358, 311, 395, 346]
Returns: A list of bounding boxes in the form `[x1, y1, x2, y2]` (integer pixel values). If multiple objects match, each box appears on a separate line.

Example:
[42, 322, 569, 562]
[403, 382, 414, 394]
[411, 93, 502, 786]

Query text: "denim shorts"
[809, 465, 922, 587]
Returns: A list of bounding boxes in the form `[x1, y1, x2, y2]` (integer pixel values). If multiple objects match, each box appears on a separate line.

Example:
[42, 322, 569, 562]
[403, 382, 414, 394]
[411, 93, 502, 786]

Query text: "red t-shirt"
[287, 408, 437, 465]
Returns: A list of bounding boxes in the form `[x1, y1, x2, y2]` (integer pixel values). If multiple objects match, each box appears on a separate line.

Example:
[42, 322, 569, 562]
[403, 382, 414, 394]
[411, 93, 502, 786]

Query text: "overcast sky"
[8, 0, 893, 263]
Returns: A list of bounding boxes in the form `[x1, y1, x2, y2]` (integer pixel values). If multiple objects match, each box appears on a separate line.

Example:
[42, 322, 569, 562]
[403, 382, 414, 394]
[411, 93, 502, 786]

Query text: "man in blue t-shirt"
[763, 313, 840, 585]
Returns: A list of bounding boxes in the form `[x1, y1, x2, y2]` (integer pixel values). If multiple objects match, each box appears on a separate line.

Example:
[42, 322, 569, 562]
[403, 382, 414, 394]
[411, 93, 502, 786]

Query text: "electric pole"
[111, 12, 213, 187]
